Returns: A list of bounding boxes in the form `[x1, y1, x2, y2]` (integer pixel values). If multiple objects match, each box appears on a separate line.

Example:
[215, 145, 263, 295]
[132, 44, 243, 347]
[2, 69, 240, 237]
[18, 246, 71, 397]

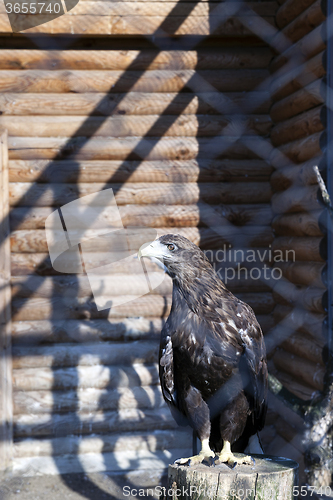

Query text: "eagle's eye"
[167, 244, 175, 251]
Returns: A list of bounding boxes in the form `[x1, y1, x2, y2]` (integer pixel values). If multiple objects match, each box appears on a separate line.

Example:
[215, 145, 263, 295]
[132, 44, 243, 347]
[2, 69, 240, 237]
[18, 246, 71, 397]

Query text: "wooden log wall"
[0, 2, 280, 472]
[263, 0, 328, 483]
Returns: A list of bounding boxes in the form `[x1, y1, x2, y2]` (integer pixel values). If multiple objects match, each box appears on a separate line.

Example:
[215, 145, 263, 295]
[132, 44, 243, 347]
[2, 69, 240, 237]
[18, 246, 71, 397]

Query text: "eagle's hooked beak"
[138, 240, 168, 272]
[138, 239, 165, 260]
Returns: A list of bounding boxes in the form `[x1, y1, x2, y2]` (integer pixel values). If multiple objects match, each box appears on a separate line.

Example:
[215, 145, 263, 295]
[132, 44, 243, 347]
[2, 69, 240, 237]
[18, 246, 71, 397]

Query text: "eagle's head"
[138, 234, 214, 282]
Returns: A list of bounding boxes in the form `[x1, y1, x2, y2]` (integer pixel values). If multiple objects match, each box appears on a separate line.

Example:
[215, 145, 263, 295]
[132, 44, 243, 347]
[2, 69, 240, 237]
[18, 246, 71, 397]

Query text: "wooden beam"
[0, 130, 12, 470]
[281, 331, 325, 366]
[0, 114, 273, 138]
[271, 185, 321, 214]
[270, 23, 326, 73]
[0, 69, 269, 94]
[9, 181, 272, 206]
[276, 261, 325, 287]
[270, 156, 323, 191]
[273, 349, 324, 391]
[270, 79, 324, 123]
[276, 0, 318, 29]
[271, 51, 325, 102]
[0, 48, 274, 71]
[273, 304, 325, 339]
[270, 132, 323, 168]
[8, 158, 273, 183]
[10, 292, 274, 321]
[273, 281, 326, 313]
[271, 236, 325, 262]
[7, 136, 269, 161]
[13, 407, 177, 438]
[272, 211, 324, 237]
[0, 14, 276, 36]
[10, 226, 274, 253]
[272, 0, 326, 54]
[270, 105, 325, 147]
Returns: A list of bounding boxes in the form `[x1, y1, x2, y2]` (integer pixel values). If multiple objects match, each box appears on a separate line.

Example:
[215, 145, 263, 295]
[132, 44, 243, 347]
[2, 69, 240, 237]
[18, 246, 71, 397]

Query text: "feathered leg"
[175, 386, 215, 466]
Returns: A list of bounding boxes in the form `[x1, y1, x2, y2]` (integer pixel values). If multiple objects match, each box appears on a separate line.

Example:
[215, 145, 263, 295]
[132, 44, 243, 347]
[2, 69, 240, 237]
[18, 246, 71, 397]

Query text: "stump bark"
[167, 455, 299, 500]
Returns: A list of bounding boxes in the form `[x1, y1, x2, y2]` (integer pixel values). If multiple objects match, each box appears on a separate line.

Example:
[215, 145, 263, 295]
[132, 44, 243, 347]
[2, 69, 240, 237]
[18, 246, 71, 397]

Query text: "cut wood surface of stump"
[167, 455, 299, 500]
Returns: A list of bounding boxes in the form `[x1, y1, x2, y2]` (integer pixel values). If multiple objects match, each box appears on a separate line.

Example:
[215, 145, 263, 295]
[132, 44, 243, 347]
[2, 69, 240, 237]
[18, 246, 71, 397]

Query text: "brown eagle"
[139, 234, 267, 466]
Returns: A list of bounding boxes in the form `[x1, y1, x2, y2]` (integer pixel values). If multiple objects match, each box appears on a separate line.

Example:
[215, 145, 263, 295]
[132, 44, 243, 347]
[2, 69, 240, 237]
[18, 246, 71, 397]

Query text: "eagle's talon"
[231, 461, 237, 469]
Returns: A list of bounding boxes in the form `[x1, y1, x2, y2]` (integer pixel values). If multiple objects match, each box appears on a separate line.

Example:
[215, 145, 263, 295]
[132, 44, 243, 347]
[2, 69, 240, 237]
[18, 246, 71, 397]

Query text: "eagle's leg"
[175, 386, 215, 466]
[175, 438, 215, 466]
[217, 440, 252, 467]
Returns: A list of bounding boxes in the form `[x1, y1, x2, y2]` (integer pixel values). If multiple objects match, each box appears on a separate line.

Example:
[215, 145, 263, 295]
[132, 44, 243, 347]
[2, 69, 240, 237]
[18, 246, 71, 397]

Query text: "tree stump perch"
[166, 455, 298, 500]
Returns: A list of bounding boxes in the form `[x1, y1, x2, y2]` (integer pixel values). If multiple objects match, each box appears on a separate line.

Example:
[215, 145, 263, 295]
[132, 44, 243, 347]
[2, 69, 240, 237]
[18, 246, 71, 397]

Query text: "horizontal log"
[272, 0, 326, 54]
[270, 155, 323, 190]
[8, 158, 273, 184]
[276, 0, 318, 29]
[11, 314, 274, 348]
[271, 23, 326, 73]
[270, 105, 325, 147]
[0, 91, 272, 117]
[13, 385, 165, 415]
[0, 47, 274, 71]
[271, 185, 321, 214]
[0, 69, 269, 94]
[272, 281, 325, 313]
[281, 331, 325, 366]
[273, 349, 324, 391]
[271, 51, 325, 102]
[10, 204, 274, 230]
[13, 406, 177, 438]
[270, 79, 324, 123]
[0, 2, 279, 18]
[275, 261, 325, 287]
[271, 236, 325, 262]
[9, 182, 272, 207]
[274, 370, 321, 401]
[270, 132, 323, 168]
[10, 272, 272, 299]
[9, 250, 276, 276]
[272, 211, 324, 237]
[11, 292, 274, 322]
[274, 417, 305, 452]
[12, 341, 159, 369]
[0, 14, 276, 36]
[11, 318, 162, 345]
[10, 226, 274, 254]
[13, 363, 159, 391]
[13, 429, 191, 457]
[7, 136, 266, 161]
[0, 114, 272, 138]
[273, 304, 325, 339]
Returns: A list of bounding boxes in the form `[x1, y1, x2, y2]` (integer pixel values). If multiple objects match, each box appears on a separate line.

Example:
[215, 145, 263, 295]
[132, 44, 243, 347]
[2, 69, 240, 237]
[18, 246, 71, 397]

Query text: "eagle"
[139, 234, 268, 467]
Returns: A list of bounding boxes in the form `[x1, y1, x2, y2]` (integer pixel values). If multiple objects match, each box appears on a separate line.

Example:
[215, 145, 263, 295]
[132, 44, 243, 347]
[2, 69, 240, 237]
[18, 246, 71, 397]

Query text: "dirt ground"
[0, 469, 168, 500]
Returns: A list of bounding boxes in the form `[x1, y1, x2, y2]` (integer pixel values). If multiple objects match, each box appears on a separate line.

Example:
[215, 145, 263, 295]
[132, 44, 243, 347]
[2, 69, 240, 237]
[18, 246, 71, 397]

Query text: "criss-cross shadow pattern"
[0, 0, 331, 493]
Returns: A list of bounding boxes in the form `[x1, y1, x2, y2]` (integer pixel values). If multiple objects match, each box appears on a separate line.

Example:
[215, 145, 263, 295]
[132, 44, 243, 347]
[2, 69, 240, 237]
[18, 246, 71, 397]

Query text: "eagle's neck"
[170, 267, 226, 317]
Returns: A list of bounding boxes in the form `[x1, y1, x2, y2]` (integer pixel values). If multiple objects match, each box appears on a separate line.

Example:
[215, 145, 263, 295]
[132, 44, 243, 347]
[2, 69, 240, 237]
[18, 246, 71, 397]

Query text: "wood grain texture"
[271, 236, 325, 262]
[273, 349, 324, 391]
[0, 114, 273, 138]
[270, 156, 322, 190]
[0, 91, 272, 116]
[270, 105, 325, 146]
[270, 132, 322, 168]
[9, 181, 272, 206]
[275, 261, 325, 287]
[273, 281, 325, 313]
[13, 406, 178, 438]
[0, 47, 274, 70]
[271, 185, 320, 214]
[10, 292, 274, 322]
[281, 331, 325, 366]
[270, 79, 324, 123]
[7, 136, 267, 161]
[271, 51, 325, 102]
[272, 211, 324, 237]
[270, 22, 326, 73]
[275, 0, 318, 29]
[273, 304, 325, 339]
[0, 130, 13, 470]
[8, 159, 273, 183]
